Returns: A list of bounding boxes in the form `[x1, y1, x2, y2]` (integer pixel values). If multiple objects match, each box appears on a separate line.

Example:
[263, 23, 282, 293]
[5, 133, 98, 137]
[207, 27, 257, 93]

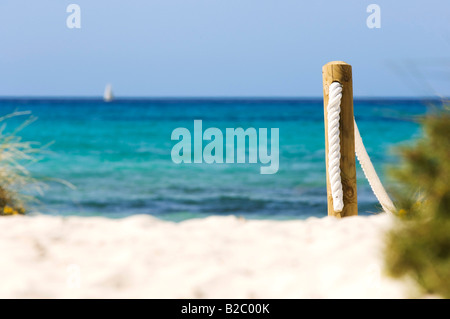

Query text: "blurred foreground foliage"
[385, 104, 450, 298]
[0, 112, 47, 216]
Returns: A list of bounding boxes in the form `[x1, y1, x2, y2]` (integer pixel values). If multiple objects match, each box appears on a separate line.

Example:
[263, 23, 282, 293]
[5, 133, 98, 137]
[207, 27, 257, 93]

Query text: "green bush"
[385, 105, 450, 298]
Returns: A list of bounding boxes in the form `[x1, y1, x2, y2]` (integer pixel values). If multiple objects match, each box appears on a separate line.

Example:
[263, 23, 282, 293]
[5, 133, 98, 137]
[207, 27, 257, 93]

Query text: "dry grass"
[0, 111, 48, 215]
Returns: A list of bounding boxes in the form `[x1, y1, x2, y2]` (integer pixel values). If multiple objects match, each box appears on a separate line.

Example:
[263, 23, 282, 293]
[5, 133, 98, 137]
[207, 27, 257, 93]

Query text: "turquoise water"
[0, 98, 430, 220]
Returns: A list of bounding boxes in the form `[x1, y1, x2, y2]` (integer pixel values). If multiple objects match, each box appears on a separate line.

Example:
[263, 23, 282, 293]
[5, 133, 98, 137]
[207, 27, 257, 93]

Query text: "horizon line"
[0, 96, 448, 101]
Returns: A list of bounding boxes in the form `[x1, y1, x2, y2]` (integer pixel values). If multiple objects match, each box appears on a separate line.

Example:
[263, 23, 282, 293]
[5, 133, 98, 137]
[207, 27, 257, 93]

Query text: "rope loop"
[327, 82, 344, 212]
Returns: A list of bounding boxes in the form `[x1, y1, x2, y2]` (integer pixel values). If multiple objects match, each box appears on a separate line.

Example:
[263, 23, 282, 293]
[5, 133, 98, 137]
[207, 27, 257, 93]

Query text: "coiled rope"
[327, 82, 344, 212]
[326, 82, 395, 214]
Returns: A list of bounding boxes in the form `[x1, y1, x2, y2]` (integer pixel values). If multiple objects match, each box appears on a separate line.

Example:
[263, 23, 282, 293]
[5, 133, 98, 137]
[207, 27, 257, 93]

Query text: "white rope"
[327, 82, 344, 212]
[326, 82, 395, 215]
[354, 120, 396, 214]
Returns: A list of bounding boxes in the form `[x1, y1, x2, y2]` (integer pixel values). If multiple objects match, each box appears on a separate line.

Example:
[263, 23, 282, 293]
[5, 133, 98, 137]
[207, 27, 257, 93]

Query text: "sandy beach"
[0, 213, 417, 298]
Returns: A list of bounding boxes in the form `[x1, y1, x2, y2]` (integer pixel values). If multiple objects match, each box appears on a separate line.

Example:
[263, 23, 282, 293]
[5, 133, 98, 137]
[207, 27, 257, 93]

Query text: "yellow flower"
[398, 209, 407, 217]
[3, 206, 13, 214]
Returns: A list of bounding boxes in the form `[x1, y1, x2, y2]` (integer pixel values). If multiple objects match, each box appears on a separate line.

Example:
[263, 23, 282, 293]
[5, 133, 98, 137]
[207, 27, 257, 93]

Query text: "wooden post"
[322, 61, 357, 217]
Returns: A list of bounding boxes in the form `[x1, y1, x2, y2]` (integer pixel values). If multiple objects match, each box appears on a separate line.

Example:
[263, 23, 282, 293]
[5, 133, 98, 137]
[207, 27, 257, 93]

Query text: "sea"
[0, 98, 433, 221]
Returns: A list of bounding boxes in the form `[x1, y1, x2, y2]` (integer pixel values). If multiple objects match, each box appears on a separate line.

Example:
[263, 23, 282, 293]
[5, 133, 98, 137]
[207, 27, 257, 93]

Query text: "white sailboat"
[103, 84, 114, 102]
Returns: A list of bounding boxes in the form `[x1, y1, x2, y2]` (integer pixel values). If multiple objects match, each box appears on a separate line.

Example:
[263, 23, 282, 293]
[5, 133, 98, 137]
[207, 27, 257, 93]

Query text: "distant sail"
[104, 84, 114, 102]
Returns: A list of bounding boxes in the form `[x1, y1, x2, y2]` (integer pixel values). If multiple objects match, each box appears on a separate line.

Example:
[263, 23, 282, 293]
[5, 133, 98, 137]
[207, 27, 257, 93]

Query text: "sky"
[0, 0, 450, 98]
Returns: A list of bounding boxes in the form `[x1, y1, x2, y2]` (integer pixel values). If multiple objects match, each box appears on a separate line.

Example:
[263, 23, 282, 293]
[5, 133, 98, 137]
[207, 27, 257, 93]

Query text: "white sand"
[0, 213, 415, 298]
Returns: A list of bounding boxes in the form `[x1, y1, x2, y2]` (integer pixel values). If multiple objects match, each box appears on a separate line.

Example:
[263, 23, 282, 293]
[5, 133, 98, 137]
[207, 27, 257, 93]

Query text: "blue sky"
[1, 1, 449, 97]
